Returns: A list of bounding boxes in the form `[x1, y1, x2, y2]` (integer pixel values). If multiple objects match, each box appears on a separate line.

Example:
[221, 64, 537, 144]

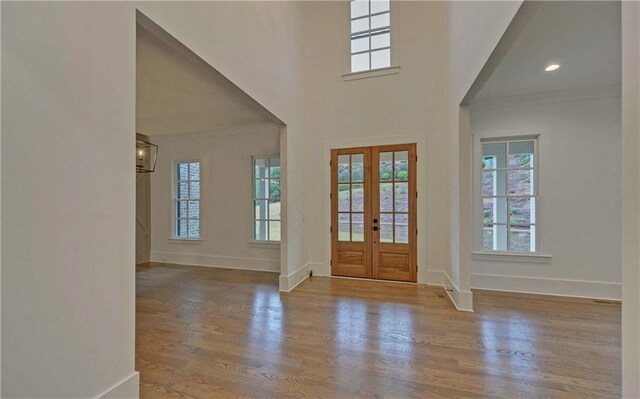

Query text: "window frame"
[172, 160, 202, 240]
[251, 155, 281, 243]
[474, 136, 540, 255]
[343, 0, 400, 80]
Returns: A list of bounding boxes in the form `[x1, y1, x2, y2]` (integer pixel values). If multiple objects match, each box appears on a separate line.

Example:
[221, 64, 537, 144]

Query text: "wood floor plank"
[136, 263, 621, 398]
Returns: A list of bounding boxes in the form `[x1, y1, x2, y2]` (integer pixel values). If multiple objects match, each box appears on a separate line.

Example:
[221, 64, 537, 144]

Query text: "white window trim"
[251, 155, 281, 244]
[473, 134, 549, 258]
[342, 0, 400, 81]
[171, 159, 202, 241]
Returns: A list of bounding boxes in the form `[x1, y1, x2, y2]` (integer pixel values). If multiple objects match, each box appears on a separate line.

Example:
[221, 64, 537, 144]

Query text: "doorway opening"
[331, 143, 417, 282]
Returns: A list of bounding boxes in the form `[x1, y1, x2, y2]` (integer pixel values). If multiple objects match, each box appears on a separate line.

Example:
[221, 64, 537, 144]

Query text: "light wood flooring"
[136, 263, 621, 398]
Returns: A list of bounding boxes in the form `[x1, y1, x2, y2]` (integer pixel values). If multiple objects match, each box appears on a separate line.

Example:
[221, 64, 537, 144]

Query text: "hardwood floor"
[136, 263, 621, 398]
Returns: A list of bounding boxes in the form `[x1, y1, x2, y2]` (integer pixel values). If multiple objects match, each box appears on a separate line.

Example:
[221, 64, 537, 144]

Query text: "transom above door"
[331, 143, 417, 282]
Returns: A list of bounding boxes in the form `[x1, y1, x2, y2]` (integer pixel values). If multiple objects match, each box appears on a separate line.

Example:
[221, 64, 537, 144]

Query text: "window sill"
[472, 251, 552, 264]
[342, 66, 400, 82]
[169, 238, 203, 245]
[246, 241, 281, 249]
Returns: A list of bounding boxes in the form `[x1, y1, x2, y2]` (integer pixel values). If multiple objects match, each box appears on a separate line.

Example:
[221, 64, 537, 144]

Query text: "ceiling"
[136, 25, 276, 136]
[476, 1, 621, 100]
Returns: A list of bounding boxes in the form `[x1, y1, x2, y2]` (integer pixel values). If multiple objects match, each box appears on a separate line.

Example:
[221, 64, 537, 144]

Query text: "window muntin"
[481, 139, 537, 253]
[350, 0, 391, 73]
[175, 161, 200, 239]
[253, 157, 281, 242]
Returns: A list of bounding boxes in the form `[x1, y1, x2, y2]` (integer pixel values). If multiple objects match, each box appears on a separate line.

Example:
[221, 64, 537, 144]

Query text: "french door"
[331, 143, 417, 282]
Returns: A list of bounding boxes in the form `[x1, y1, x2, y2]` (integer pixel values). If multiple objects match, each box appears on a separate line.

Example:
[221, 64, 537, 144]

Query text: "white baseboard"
[425, 270, 474, 312]
[150, 251, 279, 273]
[471, 273, 621, 300]
[98, 371, 139, 399]
[279, 263, 312, 292]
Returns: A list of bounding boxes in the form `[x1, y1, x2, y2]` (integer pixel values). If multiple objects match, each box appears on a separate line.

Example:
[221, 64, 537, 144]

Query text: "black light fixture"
[136, 133, 158, 173]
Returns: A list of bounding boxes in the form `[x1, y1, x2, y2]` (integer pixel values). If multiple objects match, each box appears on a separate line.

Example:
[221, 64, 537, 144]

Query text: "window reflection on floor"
[248, 287, 284, 360]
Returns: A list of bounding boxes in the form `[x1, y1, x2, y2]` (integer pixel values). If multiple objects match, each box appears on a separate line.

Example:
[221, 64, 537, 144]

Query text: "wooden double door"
[331, 143, 417, 282]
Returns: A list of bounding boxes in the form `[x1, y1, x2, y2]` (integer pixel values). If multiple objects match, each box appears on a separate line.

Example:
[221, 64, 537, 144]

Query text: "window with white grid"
[350, 0, 391, 73]
[174, 161, 200, 239]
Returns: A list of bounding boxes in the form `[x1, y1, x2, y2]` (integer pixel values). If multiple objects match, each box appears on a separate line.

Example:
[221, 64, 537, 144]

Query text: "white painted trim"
[342, 66, 401, 81]
[321, 132, 429, 284]
[471, 84, 622, 110]
[424, 270, 474, 312]
[279, 263, 312, 292]
[97, 372, 139, 399]
[246, 241, 281, 249]
[471, 273, 621, 301]
[168, 238, 203, 245]
[150, 251, 280, 273]
[472, 251, 551, 263]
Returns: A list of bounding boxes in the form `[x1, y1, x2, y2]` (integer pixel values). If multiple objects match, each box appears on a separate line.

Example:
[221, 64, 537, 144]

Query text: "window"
[174, 161, 200, 239]
[481, 138, 537, 253]
[253, 157, 280, 242]
[350, 0, 391, 73]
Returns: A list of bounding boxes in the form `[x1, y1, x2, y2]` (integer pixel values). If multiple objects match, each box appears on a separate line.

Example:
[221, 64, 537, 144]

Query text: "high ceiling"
[136, 25, 276, 136]
[476, 1, 621, 100]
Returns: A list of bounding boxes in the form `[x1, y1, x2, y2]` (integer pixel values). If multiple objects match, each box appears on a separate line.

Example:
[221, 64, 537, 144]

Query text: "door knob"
[373, 226, 379, 231]
[373, 218, 378, 223]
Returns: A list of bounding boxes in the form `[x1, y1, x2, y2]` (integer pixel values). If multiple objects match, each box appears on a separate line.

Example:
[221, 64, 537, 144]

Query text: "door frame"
[321, 134, 428, 283]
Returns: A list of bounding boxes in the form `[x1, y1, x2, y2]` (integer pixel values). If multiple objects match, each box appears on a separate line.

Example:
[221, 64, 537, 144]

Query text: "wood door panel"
[331, 144, 416, 282]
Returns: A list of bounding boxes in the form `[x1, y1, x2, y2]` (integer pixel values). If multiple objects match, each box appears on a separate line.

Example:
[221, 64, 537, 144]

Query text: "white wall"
[149, 123, 281, 272]
[300, 1, 450, 287]
[621, 1, 640, 396]
[470, 89, 622, 300]
[1, 2, 138, 398]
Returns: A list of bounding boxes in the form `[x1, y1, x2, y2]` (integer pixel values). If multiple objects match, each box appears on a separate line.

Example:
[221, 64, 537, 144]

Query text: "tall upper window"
[175, 161, 200, 239]
[253, 157, 281, 242]
[350, 0, 391, 73]
[481, 139, 537, 253]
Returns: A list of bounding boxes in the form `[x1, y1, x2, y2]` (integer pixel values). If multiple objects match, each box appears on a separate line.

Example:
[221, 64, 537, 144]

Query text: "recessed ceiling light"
[545, 64, 560, 72]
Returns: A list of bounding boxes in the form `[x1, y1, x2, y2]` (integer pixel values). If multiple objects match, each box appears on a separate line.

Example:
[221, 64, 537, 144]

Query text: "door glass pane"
[509, 225, 532, 252]
[379, 183, 393, 212]
[189, 162, 200, 181]
[338, 213, 350, 241]
[395, 214, 408, 244]
[483, 197, 507, 224]
[352, 184, 364, 212]
[508, 170, 534, 195]
[338, 155, 350, 182]
[482, 143, 506, 169]
[379, 152, 392, 181]
[269, 221, 281, 241]
[394, 151, 408, 180]
[351, 154, 364, 182]
[482, 171, 506, 196]
[352, 213, 364, 242]
[255, 220, 267, 241]
[394, 182, 408, 212]
[508, 141, 534, 168]
[338, 184, 350, 212]
[188, 201, 199, 218]
[380, 213, 393, 243]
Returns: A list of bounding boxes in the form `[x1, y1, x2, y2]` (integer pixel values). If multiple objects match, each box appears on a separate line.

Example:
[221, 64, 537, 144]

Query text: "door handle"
[373, 226, 379, 231]
[373, 218, 378, 223]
